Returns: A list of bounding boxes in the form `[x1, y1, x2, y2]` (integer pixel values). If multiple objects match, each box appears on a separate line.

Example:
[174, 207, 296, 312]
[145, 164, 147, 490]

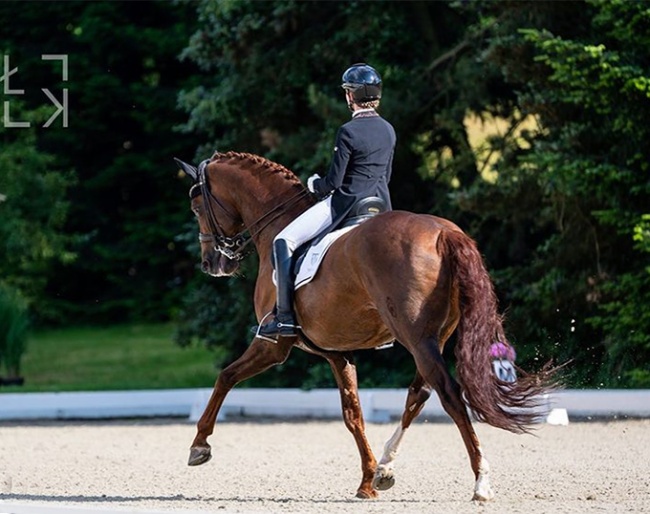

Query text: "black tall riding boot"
[257, 239, 299, 339]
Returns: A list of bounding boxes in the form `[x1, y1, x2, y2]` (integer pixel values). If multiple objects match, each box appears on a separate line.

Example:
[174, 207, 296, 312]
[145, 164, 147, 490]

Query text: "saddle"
[292, 196, 387, 289]
[341, 196, 388, 228]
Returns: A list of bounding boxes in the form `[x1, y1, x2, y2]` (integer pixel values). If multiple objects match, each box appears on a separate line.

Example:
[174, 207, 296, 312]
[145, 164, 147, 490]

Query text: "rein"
[191, 159, 311, 261]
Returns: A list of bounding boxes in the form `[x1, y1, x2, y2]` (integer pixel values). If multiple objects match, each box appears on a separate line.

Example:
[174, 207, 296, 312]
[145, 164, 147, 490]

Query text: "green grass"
[2, 323, 220, 392]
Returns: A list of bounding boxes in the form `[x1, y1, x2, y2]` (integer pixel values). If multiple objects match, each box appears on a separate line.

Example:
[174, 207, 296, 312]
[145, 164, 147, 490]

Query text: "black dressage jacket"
[312, 110, 396, 227]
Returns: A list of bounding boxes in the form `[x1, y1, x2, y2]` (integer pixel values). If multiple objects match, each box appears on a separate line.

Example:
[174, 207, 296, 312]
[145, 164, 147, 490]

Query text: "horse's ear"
[174, 157, 198, 181]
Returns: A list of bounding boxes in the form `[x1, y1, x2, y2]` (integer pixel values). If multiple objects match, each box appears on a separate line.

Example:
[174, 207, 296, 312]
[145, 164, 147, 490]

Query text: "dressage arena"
[0, 418, 648, 514]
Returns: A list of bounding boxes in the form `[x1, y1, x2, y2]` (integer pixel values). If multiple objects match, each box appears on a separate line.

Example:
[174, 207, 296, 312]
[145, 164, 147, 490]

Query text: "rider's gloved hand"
[307, 174, 320, 193]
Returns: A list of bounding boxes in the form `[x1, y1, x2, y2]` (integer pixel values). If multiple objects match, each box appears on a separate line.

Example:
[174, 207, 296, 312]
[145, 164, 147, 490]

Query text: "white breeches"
[274, 196, 333, 253]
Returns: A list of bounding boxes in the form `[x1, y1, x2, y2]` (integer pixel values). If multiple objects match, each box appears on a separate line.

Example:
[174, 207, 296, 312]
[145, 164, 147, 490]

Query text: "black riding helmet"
[341, 63, 382, 103]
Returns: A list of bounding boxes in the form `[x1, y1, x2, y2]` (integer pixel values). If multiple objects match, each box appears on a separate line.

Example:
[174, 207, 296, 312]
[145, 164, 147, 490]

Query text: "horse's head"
[176, 157, 246, 277]
[178, 152, 314, 278]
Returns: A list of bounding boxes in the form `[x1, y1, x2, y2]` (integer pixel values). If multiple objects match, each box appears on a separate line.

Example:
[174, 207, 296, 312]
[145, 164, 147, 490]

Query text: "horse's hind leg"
[410, 338, 495, 501]
[188, 337, 294, 466]
[373, 371, 432, 491]
[324, 352, 378, 499]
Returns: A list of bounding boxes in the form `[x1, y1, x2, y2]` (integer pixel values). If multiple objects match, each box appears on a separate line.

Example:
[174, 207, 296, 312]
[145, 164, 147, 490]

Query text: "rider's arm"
[312, 126, 352, 196]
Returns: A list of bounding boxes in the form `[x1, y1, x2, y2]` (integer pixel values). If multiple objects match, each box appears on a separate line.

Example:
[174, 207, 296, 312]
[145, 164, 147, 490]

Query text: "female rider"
[257, 63, 397, 339]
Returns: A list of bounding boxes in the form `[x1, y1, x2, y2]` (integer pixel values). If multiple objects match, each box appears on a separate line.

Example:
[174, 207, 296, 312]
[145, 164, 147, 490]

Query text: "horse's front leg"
[373, 371, 432, 491]
[189, 337, 294, 466]
[325, 352, 378, 499]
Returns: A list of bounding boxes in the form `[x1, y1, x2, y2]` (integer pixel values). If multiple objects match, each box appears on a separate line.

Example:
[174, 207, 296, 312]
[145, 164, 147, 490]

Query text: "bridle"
[190, 159, 311, 262]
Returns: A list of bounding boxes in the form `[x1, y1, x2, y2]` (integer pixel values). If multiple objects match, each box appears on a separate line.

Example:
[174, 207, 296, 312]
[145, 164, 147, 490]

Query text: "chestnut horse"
[179, 151, 554, 501]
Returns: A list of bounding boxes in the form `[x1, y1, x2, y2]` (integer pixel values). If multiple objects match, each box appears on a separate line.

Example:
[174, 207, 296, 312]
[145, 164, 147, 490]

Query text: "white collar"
[352, 108, 376, 118]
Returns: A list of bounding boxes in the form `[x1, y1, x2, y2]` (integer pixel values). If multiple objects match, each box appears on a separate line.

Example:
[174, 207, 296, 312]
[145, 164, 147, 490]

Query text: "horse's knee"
[340, 393, 363, 429]
[217, 367, 238, 390]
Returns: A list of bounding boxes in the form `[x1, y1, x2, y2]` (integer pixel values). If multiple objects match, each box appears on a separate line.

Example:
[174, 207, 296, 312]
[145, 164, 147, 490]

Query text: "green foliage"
[633, 215, 650, 255]
[173, 257, 258, 366]
[0, 284, 29, 378]
[586, 270, 650, 387]
[178, 0, 463, 202]
[0, 2, 200, 324]
[173, 0, 650, 389]
[5, 1, 648, 389]
[460, 0, 650, 387]
[174, 0, 482, 387]
[586, 212, 650, 387]
[0, 104, 76, 313]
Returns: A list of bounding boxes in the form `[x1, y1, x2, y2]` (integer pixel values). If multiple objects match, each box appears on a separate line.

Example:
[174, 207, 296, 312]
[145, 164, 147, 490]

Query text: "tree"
[0, 1, 200, 323]
[458, 0, 650, 386]
[176, 0, 649, 388]
[0, 104, 75, 316]
[0, 283, 29, 382]
[174, 0, 504, 386]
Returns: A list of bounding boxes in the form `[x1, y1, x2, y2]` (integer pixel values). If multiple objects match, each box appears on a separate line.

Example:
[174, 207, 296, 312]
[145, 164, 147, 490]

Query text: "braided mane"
[210, 151, 302, 186]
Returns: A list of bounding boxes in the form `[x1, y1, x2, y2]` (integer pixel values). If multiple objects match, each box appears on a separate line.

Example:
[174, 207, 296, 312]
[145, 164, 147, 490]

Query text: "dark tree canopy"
[176, 0, 650, 388]
[1, 0, 648, 388]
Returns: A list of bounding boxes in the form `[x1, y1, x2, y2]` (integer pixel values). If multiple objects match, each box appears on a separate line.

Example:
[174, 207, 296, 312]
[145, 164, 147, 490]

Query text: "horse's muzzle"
[201, 253, 239, 277]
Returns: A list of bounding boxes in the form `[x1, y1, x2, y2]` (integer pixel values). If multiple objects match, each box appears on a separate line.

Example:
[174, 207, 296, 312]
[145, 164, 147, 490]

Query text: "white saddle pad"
[294, 225, 356, 289]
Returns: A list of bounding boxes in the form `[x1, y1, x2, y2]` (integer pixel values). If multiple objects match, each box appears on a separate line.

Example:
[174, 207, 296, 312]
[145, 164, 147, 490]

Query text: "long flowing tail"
[439, 230, 558, 434]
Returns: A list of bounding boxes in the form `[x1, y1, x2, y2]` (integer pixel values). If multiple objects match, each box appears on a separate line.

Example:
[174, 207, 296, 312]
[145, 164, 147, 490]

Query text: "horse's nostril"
[201, 260, 209, 273]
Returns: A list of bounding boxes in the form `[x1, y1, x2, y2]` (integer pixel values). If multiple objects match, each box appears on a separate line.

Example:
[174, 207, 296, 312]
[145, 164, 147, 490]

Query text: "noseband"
[198, 231, 249, 262]
[191, 159, 310, 262]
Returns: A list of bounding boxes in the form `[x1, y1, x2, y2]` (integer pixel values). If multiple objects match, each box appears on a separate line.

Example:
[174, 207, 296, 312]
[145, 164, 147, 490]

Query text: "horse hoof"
[472, 474, 495, 501]
[372, 467, 396, 491]
[188, 446, 212, 466]
[356, 489, 378, 499]
[472, 487, 495, 502]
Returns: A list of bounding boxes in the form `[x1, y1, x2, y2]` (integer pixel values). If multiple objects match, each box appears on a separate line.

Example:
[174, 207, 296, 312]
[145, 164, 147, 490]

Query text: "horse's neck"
[242, 197, 310, 253]
[241, 186, 310, 298]
[227, 168, 311, 254]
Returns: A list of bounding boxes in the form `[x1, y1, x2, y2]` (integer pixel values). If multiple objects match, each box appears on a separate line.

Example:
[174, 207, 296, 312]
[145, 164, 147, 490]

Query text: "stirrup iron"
[253, 311, 300, 343]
